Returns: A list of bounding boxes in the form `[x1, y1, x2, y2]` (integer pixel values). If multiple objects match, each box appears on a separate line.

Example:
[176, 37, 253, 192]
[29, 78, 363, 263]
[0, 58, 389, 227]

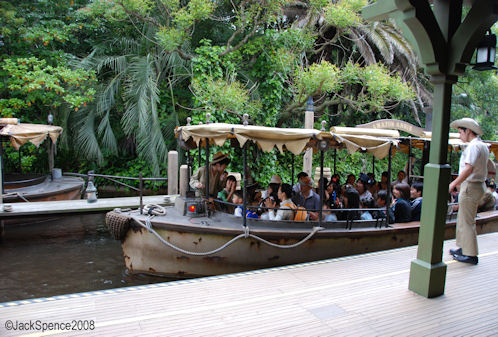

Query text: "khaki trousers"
[456, 180, 486, 256]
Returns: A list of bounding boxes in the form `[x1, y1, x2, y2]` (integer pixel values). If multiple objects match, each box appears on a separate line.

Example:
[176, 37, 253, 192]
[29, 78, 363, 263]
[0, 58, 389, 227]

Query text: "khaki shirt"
[459, 137, 489, 182]
[189, 166, 224, 197]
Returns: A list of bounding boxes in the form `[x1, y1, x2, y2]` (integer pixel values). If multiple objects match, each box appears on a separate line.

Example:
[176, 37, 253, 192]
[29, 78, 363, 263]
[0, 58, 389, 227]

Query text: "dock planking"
[0, 195, 175, 218]
[1, 233, 498, 336]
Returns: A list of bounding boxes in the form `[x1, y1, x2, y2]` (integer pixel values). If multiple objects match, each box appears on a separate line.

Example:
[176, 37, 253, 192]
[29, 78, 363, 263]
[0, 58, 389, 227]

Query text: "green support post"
[408, 76, 455, 297]
[363, 0, 497, 298]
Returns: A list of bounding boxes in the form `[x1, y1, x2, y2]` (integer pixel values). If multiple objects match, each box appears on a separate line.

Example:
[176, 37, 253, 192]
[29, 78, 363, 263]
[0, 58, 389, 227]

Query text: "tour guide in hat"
[448, 118, 489, 265]
[190, 152, 230, 197]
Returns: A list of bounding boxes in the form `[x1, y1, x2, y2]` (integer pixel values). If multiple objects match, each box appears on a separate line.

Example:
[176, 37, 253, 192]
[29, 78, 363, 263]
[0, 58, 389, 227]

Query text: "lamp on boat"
[47, 112, 53, 125]
[85, 180, 98, 203]
[473, 30, 497, 71]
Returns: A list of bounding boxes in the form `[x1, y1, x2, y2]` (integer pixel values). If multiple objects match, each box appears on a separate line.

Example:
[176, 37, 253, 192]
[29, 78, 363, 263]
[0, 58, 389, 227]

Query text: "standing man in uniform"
[448, 118, 489, 265]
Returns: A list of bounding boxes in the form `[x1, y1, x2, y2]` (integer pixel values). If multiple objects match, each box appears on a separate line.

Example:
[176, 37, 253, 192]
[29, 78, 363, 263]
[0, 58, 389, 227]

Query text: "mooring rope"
[130, 215, 324, 256]
[2, 192, 30, 202]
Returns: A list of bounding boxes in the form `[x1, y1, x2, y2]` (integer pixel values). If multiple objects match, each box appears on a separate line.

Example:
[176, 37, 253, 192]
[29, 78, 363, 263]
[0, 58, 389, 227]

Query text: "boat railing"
[213, 199, 390, 229]
[214, 199, 461, 229]
[64, 171, 168, 212]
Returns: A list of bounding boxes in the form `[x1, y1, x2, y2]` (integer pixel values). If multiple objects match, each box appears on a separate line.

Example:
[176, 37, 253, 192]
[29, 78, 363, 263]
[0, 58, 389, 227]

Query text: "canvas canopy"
[0, 123, 63, 150]
[177, 123, 397, 159]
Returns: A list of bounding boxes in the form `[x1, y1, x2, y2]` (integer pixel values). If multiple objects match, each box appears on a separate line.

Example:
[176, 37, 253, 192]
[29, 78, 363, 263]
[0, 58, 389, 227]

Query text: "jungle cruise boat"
[0, 119, 85, 203]
[106, 118, 498, 278]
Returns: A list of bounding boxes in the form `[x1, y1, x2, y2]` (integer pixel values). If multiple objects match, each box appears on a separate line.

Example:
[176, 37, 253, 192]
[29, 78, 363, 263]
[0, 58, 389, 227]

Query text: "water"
[0, 231, 176, 303]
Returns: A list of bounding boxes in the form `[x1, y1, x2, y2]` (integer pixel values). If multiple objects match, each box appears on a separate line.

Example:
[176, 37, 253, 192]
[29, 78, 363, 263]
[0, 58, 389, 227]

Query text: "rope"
[143, 204, 167, 216]
[130, 215, 324, 256]
[2, 192, 30, 202]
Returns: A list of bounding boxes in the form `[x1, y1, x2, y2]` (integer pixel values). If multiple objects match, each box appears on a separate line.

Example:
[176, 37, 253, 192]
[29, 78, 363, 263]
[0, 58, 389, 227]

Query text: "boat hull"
[2, 176, 84, 203]
[120, 210, 498, 278]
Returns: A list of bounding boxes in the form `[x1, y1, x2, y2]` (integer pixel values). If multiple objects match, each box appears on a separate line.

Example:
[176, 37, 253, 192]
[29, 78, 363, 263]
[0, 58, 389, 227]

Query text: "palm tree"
[65, 25, 189, 175]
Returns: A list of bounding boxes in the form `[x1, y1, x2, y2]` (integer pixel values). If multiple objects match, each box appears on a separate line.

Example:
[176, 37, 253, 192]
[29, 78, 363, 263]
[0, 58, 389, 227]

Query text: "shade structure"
[176, 123, 397, 159]
[0, 123, 63, 150]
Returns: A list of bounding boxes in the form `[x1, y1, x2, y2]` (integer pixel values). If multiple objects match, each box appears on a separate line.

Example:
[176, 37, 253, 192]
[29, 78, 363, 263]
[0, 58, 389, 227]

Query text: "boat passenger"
[392, 170, 408, 186]
[356, 173, 373, 204]
[217, 175, 237, 202]
[262, 175, 281, 200]
[292, 171, 308, 195]
[323, 204, 337, 221]
[377, 171, 389, 192]
[360, 196, 375, 220]
[190, 152, 230, 197]
[346, 174, 356, 186]
[376, 190, 394, 224]
[266, 183, 296, 221]
[339, 187, 361, 221]
[232, 191, 259, 218]
[478, 179, 496, 212]
[292, 176, 320, 220]
[324, 181, 340, 209]
[410, 182, 423, 221]
[391, 183, 412, 223]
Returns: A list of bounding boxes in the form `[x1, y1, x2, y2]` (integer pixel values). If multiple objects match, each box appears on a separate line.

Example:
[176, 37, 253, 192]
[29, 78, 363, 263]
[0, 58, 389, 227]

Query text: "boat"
[106, 119, 498, 278]
[0, 119, 85, 203]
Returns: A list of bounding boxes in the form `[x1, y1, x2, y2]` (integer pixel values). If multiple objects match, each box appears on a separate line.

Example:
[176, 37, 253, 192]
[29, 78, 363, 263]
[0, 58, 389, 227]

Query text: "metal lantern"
[85, 181, 98, 203]
[473, 30, 497, 71]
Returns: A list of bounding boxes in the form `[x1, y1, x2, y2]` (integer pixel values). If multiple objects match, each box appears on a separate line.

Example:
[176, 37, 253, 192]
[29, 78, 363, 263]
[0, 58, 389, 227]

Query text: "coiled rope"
[131, 215, 324, 256]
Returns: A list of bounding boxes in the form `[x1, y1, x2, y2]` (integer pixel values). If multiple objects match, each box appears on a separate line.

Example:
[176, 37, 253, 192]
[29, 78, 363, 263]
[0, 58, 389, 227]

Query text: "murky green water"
[0, 232, 175, 303]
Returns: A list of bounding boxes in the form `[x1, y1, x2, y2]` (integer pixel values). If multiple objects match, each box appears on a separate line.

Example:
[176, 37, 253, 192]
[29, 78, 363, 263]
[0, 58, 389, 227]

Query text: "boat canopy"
[396, 136, 498, 158]
[0, 123, 63, 150]
[177, 123, 398, 159]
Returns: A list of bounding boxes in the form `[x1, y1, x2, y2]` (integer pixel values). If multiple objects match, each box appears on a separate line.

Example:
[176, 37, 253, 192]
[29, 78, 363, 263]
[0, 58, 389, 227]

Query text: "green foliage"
[323, 0, 367, 29]
[452, 70, 498, 141]
[156, 27, 185, 52]
[295, 60, 342, 98]
[1, 57, 96, 115]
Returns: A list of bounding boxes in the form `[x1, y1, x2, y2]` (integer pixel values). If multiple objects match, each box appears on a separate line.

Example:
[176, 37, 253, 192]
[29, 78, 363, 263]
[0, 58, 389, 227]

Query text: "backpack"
[281, 201, 307, 221]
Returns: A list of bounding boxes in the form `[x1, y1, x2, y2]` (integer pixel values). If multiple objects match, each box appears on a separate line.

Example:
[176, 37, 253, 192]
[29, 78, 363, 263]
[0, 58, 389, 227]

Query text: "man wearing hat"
[190, 152, 230, 197]
[448, 118, 489, 265]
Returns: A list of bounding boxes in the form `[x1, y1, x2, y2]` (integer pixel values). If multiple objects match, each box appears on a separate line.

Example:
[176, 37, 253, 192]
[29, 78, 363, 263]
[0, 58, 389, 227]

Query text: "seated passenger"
[410, 182, 423, 221]
[217, 175, 236, 202]
[346, 174, 356, 186]
[293, 171, 308, 195]
[377, 171, 389, 192]
[292, 176, 320, 220]
[262, 175, 281, 200]
[391, 183, 412, 223]
[356, 174, 373, 204]
[266, 183, 296, 221]
[339, 187, 361, 221]
[478, 180, 496, 212]
[360, 196, 375, 220]
[323, 204, 337, 222]
[376, 190, 394, 223]
[233, 191, 259, 218]
[392, 170, 407, 186]
[232, 191, 244, 217]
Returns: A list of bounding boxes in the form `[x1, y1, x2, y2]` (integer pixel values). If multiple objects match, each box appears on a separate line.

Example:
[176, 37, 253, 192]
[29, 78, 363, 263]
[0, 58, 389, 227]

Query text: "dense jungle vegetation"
[0, 0, 496, 190]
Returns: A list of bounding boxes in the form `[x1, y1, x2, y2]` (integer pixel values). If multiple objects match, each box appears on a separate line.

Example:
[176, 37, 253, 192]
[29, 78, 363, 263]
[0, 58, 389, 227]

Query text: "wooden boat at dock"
[0, 119, 85, 203]
[3, 174, 84, 203]
[106, 120, 498, 278]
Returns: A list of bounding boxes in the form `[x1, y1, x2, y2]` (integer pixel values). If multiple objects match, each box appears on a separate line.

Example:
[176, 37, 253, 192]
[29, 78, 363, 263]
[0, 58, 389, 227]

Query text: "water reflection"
[0, 233, 178, 303]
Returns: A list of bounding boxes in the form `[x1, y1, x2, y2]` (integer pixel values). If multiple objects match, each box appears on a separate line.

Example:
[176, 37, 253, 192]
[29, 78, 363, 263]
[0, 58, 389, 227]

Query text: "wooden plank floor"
[1, 233, 498, 336]
[0, 195, 175, 218]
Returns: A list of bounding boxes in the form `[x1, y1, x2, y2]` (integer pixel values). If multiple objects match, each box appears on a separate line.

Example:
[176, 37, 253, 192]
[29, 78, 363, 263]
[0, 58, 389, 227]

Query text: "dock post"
[303, 97, 314, 176]
[139, 172, 143, 214]
[179, 165, 188, 197]
[168, 151, 178, 195]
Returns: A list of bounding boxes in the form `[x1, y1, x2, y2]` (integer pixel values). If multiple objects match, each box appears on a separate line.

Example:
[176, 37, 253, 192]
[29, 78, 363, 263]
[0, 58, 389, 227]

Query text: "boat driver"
[190, 152, 230, 198]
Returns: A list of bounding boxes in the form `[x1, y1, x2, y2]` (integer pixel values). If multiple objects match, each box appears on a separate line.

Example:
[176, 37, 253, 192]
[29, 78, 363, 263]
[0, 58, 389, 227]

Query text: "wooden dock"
[0, 195, 175, 218]
[1, 233, 498, 336]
